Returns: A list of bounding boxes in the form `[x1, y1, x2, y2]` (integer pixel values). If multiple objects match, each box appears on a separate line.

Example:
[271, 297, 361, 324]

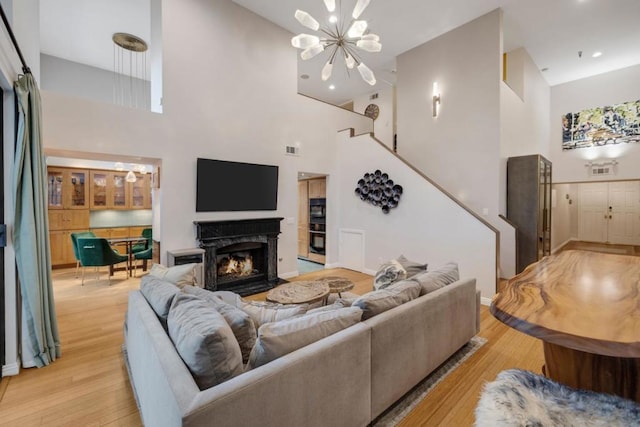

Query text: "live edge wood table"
[491, 250, 640, 402]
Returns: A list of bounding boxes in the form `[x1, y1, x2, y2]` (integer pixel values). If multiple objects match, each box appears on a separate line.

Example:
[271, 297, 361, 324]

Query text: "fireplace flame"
[218, 254, 254, 277]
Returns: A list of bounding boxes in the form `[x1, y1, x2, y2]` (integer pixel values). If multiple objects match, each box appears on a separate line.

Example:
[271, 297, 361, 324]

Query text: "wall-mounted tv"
[196, 158, 278, 212]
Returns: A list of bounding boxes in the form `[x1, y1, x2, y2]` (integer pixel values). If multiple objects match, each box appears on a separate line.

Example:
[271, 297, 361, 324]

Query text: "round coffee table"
[266, 281, 330, 305]
[316, 276, 355, 297]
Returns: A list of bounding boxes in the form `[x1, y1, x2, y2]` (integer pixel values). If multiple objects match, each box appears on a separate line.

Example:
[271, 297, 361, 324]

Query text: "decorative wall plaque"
[354, 169, 402, 214]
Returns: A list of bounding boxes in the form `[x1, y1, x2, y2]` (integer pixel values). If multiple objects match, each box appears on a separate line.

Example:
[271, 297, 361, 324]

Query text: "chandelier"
[112, 32, 149, 109]
[291, 0, 381, 86]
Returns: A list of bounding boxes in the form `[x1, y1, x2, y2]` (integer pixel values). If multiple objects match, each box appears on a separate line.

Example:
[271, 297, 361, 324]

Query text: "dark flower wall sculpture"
[354, 169, 403, 214]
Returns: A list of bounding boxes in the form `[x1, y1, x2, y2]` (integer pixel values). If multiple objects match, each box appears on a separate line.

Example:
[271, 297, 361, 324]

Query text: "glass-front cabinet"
[112, 172, 128, 209]
[130, 174, 151, 209]
[90, 171, 109, 209]
[47, 167, 89, 209]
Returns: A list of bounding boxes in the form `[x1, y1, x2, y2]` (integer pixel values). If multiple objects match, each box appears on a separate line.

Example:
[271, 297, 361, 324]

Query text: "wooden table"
[107, 237, 148, 277]
[315, 276, 355, 297]
[266, 281, 330, 305]
[491, 250, 640, 402]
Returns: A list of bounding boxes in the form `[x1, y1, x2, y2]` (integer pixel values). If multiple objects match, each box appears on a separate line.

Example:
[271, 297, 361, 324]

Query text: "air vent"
[370, 93, 379, 100]
[285, 145, 300, 156]
[591, 166, 611, 176]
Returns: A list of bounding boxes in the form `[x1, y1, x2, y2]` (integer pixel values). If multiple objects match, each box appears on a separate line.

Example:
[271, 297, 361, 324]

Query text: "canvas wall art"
[562, 100, 640, 150]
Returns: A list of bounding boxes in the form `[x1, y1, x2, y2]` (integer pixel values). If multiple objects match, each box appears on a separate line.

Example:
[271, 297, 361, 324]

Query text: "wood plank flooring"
[20, 248, 639, 425]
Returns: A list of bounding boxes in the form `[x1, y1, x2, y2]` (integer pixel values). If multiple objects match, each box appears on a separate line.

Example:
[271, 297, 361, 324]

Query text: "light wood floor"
[0, 265, 546, 427]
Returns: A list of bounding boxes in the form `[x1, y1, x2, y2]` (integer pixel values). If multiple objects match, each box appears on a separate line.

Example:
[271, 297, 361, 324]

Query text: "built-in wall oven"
[309, 198, 326, 255]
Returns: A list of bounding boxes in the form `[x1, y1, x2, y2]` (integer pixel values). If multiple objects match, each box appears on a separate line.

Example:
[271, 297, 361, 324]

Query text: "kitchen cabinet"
[50, 231, 76, 266]
[298, 177, 326, 264]
[47, 167, 90, 210]
[90, 170, 151, 210]
[48, 210, 90, 231]
[308, 178, 326, 198]
[297, 181, 309, 258]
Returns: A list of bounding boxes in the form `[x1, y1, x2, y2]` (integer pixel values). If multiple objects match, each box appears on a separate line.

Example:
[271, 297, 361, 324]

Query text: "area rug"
[372, 336, 487, 426]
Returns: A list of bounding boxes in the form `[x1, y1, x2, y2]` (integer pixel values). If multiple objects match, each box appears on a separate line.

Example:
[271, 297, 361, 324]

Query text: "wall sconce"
[432, 82, 441, 117]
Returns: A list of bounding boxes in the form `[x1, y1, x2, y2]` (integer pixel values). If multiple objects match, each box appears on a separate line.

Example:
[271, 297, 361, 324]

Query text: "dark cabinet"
[507, 155, 552, 273]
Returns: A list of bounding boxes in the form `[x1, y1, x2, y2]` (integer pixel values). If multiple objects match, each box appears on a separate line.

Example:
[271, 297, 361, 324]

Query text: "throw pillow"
[305, 299, 350, 316]
[396, 255, 428, 278]
[247, 307, 363, 370]
[139, 275, 181, 329]
[149, 263, 197, 288]
[353, 279, 421, 320]
[167, 293, 243, 390]
[412, 262, 459, 296]
[373, 259, 407, 290]
[182, 286, 257, 363]
[239, 301, 308, 328]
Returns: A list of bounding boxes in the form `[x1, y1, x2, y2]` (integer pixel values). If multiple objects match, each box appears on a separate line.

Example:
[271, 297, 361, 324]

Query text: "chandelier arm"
[320, 28, 339, 39]
[342, 44, 363, 64]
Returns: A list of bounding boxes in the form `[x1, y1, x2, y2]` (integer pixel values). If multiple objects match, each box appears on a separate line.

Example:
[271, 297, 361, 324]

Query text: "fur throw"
[475, 369, 640, 426]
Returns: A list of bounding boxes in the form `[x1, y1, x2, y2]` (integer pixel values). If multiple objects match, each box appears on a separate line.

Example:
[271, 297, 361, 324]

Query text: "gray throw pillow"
[168, 294, 243, 390]
[396, 255, 428, 278]
[239, 300, 308, 327]
[139, 275, 181, 329]
[182, 285, 257, 363]
[413, 262, 459, 296]
[247, 307, 363, 370]
[353, 279, 421, 320]
[149, 263, 197, 288]
[373, 259, 407, 290]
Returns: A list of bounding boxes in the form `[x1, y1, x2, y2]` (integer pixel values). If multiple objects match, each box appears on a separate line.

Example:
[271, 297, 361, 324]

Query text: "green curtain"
[12, 73, 61, 367]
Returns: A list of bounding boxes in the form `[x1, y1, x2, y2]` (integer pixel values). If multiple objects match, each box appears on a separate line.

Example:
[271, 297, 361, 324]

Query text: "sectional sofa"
[123, 274, 480, 426]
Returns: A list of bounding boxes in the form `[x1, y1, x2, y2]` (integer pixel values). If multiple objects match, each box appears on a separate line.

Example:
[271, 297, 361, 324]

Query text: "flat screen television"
[196, 158, 278, 212]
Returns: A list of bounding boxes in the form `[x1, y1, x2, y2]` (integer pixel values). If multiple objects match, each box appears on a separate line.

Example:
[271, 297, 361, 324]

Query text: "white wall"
[499, 47, 551, 278]
[549, 64, 640, 183]
[396, 9, 502, 219]
[41, 54, 150, 106]
[352, 85, 395, 149]
[551, 183, 578, 251]
[336, 131, 498, 300]
[40, 0, 372, 279]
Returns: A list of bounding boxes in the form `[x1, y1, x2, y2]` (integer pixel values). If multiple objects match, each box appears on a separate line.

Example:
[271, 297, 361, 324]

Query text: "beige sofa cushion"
[167, 293, 243, 390]
[412, 262, 459, 295]
[182, 285, 257, 363]
[396, 255, 428, 277]
[240, 300, 308, 327]
[352, 279, 421, 320]
[247, 307, 363, 370]
[149, 263, 197, 288]
[139, 276, 181, 329]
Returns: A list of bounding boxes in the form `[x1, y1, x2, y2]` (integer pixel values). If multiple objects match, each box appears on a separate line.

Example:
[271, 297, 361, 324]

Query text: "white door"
[578, 181, 640, 244]
[608, 181, 640, 245]
[578, 183, 608, 242]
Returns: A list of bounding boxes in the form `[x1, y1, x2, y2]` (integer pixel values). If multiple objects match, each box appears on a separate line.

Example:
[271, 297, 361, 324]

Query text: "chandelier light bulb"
[357, 62, 376, 86]
[294, 10, 320, 31]
[356, 39, 382, 52]
[301, 43, 325, 60]
[323, 0, 336, 12]
[361, 33, 380, 42]
[329, 15, 338, 23]
[347, 20, 368, 38]
[352, 0, 371, 19]
[321, 61, 333, 81]
[291, 34, 321, 49]
[344, 52, 356, 69]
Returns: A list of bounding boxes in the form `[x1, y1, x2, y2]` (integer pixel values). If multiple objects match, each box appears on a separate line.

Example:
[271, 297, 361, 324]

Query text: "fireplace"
[194, 218, 283, 296]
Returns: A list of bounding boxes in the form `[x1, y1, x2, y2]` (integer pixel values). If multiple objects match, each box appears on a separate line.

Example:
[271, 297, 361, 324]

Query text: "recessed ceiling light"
[300, 74, 310, 79]
[592, 51, 603, 58]
[329, 15, 337, 23]
[329, 84, 336, 90]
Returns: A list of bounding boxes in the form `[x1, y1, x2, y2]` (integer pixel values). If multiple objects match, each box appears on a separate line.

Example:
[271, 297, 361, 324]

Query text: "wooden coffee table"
[315, 276, 355, 297]
[266, 281, 330, 305]
[491, 250, 640, 402]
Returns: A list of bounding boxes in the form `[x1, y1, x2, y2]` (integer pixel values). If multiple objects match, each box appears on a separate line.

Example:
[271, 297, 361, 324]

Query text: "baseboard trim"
[324, 262, 340, 269]
[2, 362, 19, 376]
[552, 238, 576, 254]
[480, 296, 492, 306]
[279, 271, 298, 280]
[363, 268, 377, 276]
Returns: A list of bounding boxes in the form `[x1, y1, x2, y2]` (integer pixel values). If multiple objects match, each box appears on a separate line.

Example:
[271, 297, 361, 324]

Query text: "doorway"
[297, 173, 326, 275]
[578, 181, 640, 245]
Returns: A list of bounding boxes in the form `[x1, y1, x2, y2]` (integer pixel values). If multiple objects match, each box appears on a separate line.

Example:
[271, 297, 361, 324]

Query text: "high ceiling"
[40, 0, 640, 106]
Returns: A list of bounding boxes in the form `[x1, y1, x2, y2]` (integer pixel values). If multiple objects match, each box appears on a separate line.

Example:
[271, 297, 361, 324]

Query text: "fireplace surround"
[194, 218, 283, 296]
